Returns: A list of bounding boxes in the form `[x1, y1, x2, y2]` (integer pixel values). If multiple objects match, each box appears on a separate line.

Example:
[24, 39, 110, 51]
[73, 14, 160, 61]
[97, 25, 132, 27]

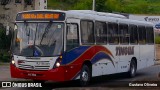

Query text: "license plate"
[28, 73, 36, 76]
[36, 62, 50, 66]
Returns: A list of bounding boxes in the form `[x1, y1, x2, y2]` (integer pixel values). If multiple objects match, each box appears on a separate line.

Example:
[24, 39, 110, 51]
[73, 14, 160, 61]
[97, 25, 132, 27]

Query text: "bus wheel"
[80, 64, 91, 86]
[128, 60, 137, 78]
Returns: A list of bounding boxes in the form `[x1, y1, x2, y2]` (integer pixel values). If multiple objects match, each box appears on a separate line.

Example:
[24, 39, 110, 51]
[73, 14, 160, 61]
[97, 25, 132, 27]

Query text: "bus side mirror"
[6, 26, 10, 35]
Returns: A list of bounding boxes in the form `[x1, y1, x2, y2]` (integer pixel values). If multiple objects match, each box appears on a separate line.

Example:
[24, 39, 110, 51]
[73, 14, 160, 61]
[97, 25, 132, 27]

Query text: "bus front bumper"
[10, 64, 65, 81]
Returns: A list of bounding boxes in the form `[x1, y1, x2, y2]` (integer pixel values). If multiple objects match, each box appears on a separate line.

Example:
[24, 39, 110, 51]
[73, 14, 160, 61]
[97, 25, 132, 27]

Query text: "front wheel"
[80, 65, 91, 86]
[128, 60, 137, 78]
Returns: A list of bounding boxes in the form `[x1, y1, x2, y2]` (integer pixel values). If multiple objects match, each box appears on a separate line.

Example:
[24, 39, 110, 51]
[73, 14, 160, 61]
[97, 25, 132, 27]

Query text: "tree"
[95, 0, 106, 11]
[72, 0, 92, 10]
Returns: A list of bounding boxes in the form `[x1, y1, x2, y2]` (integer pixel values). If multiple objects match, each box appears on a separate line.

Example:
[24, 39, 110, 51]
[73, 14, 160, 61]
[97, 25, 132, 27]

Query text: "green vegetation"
[48, 0, 160, 14]
[0, 27, 11, 62]
[155, 36, 160, 44]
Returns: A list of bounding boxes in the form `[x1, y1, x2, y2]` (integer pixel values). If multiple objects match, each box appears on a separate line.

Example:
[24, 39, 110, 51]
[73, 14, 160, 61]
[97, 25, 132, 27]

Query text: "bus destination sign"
[16, 11, 65, 21]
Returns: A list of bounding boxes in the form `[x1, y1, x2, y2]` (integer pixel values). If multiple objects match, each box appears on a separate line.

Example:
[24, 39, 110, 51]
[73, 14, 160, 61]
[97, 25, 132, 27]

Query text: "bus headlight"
[53, 56, 62, 68]
[11, 59, 15, 65]
[56, 62, 61, 67]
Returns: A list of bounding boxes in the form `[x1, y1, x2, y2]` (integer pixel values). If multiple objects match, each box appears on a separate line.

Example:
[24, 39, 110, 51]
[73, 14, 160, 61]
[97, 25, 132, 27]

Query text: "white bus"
[10, 10, 155, 86]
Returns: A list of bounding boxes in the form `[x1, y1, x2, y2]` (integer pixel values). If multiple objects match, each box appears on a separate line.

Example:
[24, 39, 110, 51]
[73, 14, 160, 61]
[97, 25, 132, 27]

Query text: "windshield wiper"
[27, 28, 30, 44]
[24, 22, 31, 44]
[40, 22, 52, 45]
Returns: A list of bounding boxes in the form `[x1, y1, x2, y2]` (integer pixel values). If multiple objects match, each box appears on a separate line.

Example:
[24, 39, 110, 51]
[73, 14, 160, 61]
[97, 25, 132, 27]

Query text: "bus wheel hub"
[82, 71, 88, 81]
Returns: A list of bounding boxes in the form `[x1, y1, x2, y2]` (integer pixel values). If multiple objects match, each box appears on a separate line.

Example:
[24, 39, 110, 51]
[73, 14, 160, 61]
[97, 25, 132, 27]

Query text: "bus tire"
[128, 60, 137, 78]
[80, 64, 91, 86]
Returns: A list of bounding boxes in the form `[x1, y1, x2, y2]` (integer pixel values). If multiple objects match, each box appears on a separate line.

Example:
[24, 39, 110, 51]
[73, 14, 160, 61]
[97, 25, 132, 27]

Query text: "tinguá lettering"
[116, 46, 134, 56]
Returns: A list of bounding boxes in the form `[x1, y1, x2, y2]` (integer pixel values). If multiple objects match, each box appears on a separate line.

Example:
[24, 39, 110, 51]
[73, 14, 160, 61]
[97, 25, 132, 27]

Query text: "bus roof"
[16, 10, 153, 26]
[65, 10, 153, 26]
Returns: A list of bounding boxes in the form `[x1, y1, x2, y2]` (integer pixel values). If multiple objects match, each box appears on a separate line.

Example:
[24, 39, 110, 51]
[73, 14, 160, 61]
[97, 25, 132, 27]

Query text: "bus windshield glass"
[12, 22, 64, 57]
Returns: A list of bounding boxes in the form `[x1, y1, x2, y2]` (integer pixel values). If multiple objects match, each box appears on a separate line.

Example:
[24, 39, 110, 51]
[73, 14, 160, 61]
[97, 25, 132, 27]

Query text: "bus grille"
[17, 61, 50, 70]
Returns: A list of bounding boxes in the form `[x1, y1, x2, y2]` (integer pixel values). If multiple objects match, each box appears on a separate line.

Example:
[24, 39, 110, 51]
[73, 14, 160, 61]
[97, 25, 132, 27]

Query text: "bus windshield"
[12, 22, 64, 57]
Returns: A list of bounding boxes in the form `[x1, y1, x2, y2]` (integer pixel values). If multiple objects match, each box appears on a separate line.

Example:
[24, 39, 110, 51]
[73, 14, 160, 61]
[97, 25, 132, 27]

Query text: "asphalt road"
[0, 64, 160, 90]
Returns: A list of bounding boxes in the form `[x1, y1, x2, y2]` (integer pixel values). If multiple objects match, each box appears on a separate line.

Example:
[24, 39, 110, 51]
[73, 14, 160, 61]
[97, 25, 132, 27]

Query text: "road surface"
[0, 63, 160, 90]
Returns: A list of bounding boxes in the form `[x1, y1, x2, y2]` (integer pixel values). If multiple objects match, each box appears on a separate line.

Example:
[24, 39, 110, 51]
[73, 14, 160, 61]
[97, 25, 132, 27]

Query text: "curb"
[0, 62, 10, 66]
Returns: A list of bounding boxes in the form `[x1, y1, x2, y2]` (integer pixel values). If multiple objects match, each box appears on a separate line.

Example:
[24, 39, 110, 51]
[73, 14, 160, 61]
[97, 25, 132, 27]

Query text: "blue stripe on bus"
[61, 46, 90, 64]
[91, 51, 114, 66]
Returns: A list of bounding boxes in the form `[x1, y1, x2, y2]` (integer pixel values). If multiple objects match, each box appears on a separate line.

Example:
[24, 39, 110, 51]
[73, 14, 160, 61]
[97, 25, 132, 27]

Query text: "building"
[0, 0, 47, 30]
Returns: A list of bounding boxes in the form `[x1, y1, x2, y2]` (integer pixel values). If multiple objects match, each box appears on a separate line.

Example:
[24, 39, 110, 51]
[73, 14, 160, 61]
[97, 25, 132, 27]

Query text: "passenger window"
[129, 25, 138, 44]
[66, 24, 79, 51]
[146, 26, 154, 44]
[138, 26, 146, 44]
[95, 21, 107, 44]
[119, 24, 129, 44]
[108, 22, 119, 44]
[81, 21, 94, 45]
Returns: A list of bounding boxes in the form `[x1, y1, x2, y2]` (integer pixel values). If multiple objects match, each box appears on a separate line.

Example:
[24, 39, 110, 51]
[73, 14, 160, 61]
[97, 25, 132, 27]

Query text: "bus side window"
[81, 20, 94, 45]
[146, 26, 154, 44]
[129, 25, 138, 44]
[95, 21, 107, 44]
[66, 24, 79, 51]
[138, 26, 146, 44]
[119, 24, 129, 44]
[108, 22, 119, 44]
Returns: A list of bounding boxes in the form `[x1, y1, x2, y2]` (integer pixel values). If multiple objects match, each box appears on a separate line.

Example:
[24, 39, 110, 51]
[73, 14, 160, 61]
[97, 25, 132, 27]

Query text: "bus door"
[64, 18, 81, 80]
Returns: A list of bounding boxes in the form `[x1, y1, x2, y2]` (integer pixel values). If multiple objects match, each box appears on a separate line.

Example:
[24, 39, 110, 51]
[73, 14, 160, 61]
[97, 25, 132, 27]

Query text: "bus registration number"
[28, 73, 36, 76]
[36, 62, 50, 66]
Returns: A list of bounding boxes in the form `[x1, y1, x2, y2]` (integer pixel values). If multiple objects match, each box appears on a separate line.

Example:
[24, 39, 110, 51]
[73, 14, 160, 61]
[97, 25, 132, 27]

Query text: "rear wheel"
[80, 64, 91, 86]
[128, 60, 137, 78]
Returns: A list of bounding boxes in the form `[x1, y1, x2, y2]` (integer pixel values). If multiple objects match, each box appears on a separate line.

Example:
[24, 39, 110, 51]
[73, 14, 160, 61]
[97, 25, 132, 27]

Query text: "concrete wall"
[0, 0, 47, 30]
[35, 0, 47, 10]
